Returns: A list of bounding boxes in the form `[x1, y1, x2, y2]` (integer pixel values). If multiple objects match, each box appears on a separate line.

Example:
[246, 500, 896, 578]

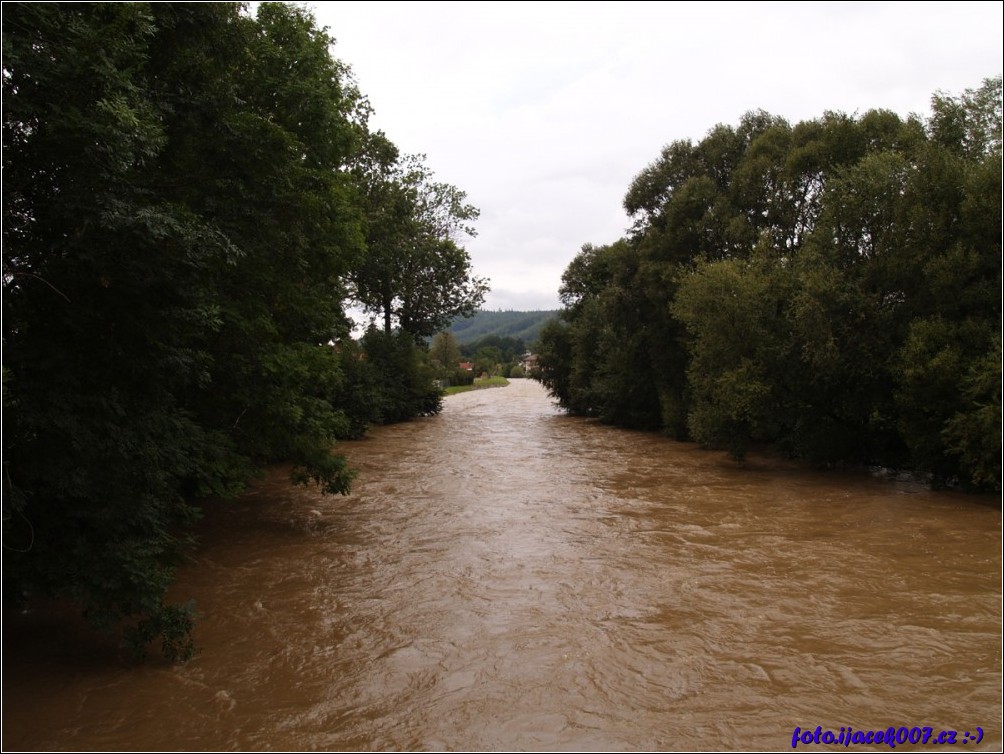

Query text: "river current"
[3, 379, 1000, 750]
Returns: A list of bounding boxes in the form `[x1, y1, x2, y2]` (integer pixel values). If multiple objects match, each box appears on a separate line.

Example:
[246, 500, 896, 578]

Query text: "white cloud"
[316, 1, 1003, 310]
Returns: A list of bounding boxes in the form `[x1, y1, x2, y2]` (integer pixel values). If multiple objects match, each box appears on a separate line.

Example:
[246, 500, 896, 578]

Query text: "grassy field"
[443, 376, 510, 395]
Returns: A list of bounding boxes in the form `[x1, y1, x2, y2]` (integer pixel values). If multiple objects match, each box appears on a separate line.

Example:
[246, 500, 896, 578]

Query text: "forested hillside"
[534, 77, 1001, 491]
[447, 309, 558, 345]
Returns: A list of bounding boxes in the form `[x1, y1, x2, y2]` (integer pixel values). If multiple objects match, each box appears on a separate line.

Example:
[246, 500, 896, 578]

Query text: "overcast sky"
[312, 1, 1002, 312]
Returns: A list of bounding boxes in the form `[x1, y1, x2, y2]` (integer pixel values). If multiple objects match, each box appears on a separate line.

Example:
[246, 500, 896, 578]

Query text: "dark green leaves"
[537, 77, 1001, 489]
[351, 150, 487, 338]
[3, 1, 476, 659]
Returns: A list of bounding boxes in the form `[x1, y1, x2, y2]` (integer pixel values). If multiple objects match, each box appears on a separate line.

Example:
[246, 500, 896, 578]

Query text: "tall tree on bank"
[429, 330, 463, 371]
[351, 136, 488, 338]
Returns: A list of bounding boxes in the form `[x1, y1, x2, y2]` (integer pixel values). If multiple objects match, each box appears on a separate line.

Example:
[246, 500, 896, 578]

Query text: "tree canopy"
[535, 76, 1002, 490]
[350, 140, 488, 338]
[3, 2, 484, 658]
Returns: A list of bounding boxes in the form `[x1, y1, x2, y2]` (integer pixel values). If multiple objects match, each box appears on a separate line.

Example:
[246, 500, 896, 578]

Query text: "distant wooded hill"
[446, 309, 559, 346]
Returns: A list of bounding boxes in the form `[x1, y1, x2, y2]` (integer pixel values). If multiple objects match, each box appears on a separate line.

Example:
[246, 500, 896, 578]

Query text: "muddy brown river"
[3, 379, 1001, 751]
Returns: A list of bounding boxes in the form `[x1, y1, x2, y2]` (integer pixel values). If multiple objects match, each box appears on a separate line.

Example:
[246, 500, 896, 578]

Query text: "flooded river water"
[3, 379, 1001, 750]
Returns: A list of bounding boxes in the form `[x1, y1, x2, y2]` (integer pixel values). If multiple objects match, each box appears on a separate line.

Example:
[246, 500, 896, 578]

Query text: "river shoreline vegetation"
[428, 329, 531, 383]
[3, 3, 485, 659]
[533, 76, 1002, 494]
[444, 376, 512, 396]
[2, 6, 998, 666]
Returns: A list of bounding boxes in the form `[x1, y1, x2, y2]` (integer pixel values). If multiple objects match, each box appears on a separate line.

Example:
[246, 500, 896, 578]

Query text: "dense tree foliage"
[429, 331, 464, 372]
[460, 334, 528, 377]
[3, 2, 482, 658]
[350, 138, 488, 338]
[535, 77, 1001, 490]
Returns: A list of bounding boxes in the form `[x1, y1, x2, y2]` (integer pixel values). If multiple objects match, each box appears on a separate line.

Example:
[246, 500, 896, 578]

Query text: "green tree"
[533, 318, 574, 406]
[890, 83, 1002, 485]
[360, 326, 442, 422]
[538, 240, 669, 429]
[941, 336, 1002, 489]
[429, 330, 463, 372]
[2, 1, 373, 658]
[398, 237, 489, 338]
[928, 75, 1003, 159]
[351, 148, 488, 338]
[178, 1, 365, 494]
[473, 345, 505, 376]
[3, 2, 240, 660]
[673, 251, 799, 458]
[537, 78, 1000, 488]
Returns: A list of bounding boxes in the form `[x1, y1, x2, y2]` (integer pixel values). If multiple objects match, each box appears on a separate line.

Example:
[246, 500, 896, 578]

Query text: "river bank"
[443, 375, 510, 395]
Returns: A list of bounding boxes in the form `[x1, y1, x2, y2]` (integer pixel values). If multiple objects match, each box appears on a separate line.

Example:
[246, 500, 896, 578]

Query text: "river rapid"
[3, 379, 1001, 751]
